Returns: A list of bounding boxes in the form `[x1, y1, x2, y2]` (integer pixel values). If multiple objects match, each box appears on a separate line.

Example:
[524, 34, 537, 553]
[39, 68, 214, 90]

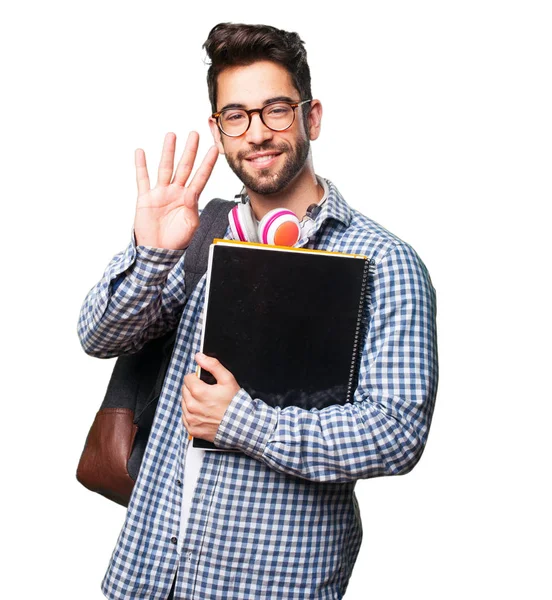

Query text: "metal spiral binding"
[346, 258, 371, 402]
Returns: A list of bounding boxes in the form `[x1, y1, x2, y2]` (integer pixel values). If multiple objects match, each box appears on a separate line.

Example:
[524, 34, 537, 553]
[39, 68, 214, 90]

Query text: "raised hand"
[133, 131, 219, 250]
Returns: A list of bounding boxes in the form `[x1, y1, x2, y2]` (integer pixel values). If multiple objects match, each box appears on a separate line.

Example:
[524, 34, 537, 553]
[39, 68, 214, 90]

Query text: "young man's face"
[210, 60, 318, 196]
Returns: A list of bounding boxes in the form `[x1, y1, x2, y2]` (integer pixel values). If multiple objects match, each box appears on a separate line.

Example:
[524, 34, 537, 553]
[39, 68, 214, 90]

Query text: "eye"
[223, 111, 246, 122]
[265, 104, 291, 117]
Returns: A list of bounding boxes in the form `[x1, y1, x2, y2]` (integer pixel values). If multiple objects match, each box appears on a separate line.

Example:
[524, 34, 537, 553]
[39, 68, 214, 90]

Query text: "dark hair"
[203, 22, 312, 118]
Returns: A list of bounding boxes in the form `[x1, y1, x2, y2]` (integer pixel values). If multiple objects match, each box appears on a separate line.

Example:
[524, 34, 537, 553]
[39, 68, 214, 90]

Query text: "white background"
[1, 1, 550, 598]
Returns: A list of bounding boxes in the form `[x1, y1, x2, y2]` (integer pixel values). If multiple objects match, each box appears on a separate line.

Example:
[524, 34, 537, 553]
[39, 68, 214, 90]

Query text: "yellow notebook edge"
[212, 238, 368, 261]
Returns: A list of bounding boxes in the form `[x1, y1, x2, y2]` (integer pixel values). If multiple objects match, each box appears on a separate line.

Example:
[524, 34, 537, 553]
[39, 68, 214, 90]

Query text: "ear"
[307, 100, 323, 141]
[208, 117, 225, 154]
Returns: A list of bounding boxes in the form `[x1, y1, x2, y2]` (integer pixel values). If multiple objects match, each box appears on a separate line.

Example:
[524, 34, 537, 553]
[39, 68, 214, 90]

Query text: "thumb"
[195, 353, 234, 384]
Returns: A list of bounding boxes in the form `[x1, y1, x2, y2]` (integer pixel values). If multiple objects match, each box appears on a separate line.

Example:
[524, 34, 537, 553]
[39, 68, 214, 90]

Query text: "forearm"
[77, 234, 186, 357]
[214, 385, 432, 483]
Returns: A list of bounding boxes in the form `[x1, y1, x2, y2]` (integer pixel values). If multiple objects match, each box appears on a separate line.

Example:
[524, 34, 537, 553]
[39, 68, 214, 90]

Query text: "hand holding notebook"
[181, 352, 240, 445]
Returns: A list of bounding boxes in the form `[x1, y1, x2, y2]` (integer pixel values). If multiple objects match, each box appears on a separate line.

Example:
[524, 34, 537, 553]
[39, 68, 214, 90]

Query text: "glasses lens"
[220, 109, 249, 136]
[262, 103, 294, 131]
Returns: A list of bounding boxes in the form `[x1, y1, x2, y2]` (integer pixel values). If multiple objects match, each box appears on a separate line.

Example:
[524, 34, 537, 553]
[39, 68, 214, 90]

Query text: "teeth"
[251, 154, 277, 163]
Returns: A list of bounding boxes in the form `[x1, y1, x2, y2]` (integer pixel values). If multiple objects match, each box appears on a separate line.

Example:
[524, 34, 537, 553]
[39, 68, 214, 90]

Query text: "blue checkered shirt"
[78, 178, 438, 600]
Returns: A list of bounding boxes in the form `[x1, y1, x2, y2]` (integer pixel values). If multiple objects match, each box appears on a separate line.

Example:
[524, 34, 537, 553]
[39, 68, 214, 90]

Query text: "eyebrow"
[219, 96, 297, 111]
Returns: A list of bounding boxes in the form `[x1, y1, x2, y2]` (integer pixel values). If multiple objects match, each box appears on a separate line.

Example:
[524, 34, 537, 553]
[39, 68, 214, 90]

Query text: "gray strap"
[184, 198, 236, 297]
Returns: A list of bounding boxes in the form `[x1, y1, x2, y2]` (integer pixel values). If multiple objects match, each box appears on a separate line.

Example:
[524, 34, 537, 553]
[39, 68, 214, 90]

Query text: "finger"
[195, 352, 233, 385]
[181, 387, 195, 426]
[183, 372, 201, 395]
[134, 148, 150, 195]
[157, 132, 176, 187]
[182, 389, 201, 433]
[185, 146, 219, 202]
[172, 131, 199, 187]
[182, 410, 198, 440]
[181, 404, 190, 432]
[182, 383, 192, 408]
[183, 373, 195, 390]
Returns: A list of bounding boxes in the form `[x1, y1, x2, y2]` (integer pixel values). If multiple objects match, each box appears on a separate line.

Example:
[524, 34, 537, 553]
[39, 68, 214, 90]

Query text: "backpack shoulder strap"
[184, 198, 236, 295]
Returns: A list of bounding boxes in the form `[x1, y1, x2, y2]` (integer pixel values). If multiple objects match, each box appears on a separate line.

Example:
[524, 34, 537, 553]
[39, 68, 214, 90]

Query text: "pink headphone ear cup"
[258, 208, 301, 246]
[229, 203, 259, 242]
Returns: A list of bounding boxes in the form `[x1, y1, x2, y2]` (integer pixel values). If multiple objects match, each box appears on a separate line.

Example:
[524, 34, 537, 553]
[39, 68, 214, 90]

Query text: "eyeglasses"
[212, 99, 312, 137]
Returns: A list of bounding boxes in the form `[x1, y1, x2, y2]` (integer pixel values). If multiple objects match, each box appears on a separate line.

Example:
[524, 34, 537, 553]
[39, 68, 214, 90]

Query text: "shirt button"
[171, 537, 178, 544]
[176, 480, 182, 487]
[187, 551, 193, 561]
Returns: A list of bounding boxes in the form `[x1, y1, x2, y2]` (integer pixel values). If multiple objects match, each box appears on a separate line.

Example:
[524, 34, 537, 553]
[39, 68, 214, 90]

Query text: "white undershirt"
[177, 429, 205, 551]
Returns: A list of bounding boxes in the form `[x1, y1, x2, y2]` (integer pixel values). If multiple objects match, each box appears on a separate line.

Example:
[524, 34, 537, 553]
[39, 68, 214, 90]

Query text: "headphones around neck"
[229, 190, 324, 247]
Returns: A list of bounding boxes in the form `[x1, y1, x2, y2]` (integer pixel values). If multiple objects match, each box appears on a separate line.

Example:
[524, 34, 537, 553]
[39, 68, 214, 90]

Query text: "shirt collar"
[312, 175, 353, 229]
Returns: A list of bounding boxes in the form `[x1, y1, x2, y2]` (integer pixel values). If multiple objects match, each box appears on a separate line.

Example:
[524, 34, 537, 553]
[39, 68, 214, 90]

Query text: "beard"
[224, 136, 311, 195]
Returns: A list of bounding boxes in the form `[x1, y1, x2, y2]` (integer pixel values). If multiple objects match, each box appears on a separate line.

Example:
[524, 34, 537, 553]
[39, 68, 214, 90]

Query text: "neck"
[246, 160, 323, 221]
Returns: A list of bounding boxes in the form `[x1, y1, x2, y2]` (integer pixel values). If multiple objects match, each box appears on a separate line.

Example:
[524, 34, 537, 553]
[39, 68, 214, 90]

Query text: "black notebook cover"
[193, 240, 370, 450]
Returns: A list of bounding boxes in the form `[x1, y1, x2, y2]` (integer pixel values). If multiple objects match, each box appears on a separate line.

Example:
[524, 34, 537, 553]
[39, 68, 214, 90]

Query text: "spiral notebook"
[194, 239, 370, 450]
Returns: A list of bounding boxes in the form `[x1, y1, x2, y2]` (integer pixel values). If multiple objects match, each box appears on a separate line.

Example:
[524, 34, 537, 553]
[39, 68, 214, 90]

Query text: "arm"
[77, 132, 218, 358]
[77, 234, 187, 357]
[212, 242, 438, 482]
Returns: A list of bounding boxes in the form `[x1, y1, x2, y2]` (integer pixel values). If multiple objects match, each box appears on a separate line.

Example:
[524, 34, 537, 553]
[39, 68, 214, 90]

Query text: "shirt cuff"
[214, 389, 278, 458]
[126, 229, 186, 286]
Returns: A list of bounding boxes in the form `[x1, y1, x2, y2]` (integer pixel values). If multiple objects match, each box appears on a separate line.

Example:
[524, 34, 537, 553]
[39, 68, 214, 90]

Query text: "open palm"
[133, 131, 219, 250]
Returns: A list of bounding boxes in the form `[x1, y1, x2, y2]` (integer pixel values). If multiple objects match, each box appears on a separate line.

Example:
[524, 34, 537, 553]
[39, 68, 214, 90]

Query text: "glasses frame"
[212, 99, 312, 137]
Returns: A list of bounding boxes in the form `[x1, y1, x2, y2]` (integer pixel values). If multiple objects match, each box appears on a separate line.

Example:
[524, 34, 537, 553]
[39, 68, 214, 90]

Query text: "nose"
[245, 111, 274, 146]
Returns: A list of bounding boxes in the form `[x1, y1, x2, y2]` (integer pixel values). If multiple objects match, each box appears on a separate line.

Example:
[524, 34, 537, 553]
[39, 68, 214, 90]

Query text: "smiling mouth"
[246, 152, 282, 165]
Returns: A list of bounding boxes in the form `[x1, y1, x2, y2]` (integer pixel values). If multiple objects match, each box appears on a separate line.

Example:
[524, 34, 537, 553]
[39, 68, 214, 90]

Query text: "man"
[78, 22, 438, 600]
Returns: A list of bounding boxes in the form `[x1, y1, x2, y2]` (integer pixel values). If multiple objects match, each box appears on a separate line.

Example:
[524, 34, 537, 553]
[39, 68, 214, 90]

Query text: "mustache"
[237, 142, 288, 161]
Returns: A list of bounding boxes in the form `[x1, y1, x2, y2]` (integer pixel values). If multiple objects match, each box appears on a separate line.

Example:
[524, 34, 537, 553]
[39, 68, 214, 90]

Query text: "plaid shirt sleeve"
[77, 233, 187, 358]
[214, 241, 438, 482]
